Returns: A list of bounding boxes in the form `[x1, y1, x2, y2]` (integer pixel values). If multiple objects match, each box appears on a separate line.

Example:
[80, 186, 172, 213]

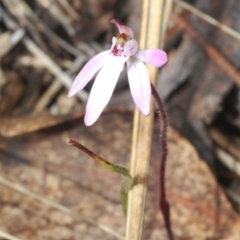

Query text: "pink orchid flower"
[68, 19, 168, 126]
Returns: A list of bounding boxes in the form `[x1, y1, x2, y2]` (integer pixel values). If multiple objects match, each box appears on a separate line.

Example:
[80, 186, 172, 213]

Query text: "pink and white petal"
[135, 49, 168, 67]
[84, 56, 126, 126]
[111, 37, 117, 50]
[124, 39, 138, 57]
[110, 19, 133, 38]
[68, 50, 110, 98]
[127, 58, 151, 116]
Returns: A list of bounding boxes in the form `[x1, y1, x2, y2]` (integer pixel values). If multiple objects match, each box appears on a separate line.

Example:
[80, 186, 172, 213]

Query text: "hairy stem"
[151, 83, 174, 240]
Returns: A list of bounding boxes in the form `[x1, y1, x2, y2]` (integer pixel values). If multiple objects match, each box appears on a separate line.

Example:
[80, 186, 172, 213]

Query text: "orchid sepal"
[135, 49, 168, 68]
[110, 19, 134, 39]
[68, 50, 110, 98]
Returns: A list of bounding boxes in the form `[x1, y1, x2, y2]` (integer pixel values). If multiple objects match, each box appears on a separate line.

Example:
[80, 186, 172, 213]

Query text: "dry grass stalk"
[0, 4, 88, 103]
[126, 0, 172, 239]
[0, 230, 23, 240]
[34, 55, 87, 112]
[57, 0, 81, 22]
[174, 14, 240, 89]
[0, 175, 124, 240]
[23, 37, 88, 101]
[174, 0, 240, 41]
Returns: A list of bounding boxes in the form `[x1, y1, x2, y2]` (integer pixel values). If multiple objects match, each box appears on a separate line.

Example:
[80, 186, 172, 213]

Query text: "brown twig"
[173, 14, 240, 88]
[174, 0, 240, 41]
[209, 128, 240, 161]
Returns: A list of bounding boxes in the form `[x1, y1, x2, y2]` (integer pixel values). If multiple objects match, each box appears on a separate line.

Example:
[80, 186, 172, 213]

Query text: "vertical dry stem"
[126, 0, 172, 239]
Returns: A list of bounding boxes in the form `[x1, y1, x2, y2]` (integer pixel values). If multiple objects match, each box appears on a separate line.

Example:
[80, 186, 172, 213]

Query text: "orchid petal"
[124, 39, 138, 57]
[135, 49, 168, 67]
[84, 56, 127, 126]
[68, 50, 110, 98]
[127, 57, 151, 115]
[111, 37, 117, 50]
[110, 19, 134, 38]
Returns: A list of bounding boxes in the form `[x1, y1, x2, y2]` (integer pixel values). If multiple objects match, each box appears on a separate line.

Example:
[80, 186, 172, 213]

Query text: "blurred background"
[0, 0, 240, 239]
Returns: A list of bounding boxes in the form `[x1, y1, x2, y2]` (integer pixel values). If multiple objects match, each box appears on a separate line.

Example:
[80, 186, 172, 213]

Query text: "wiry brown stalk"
[151, 83, 174, 240]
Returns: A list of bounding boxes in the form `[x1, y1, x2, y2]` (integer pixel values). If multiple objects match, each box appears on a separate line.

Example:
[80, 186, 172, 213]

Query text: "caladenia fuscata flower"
[68, 19, 168, 126]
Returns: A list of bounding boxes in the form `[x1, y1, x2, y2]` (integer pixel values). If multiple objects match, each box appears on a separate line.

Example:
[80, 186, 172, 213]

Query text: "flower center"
[112, 33, 131, 57]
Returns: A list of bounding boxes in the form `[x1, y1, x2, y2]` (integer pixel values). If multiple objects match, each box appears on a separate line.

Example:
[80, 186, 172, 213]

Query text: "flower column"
[126, 0, 172, 239]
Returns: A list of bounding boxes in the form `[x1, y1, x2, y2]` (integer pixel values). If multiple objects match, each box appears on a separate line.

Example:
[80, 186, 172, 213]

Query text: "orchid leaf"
[67, 138, 133, 216]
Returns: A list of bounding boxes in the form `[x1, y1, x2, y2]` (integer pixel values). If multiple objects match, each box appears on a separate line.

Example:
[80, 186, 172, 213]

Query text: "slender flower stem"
[151, 83, 174, 240]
